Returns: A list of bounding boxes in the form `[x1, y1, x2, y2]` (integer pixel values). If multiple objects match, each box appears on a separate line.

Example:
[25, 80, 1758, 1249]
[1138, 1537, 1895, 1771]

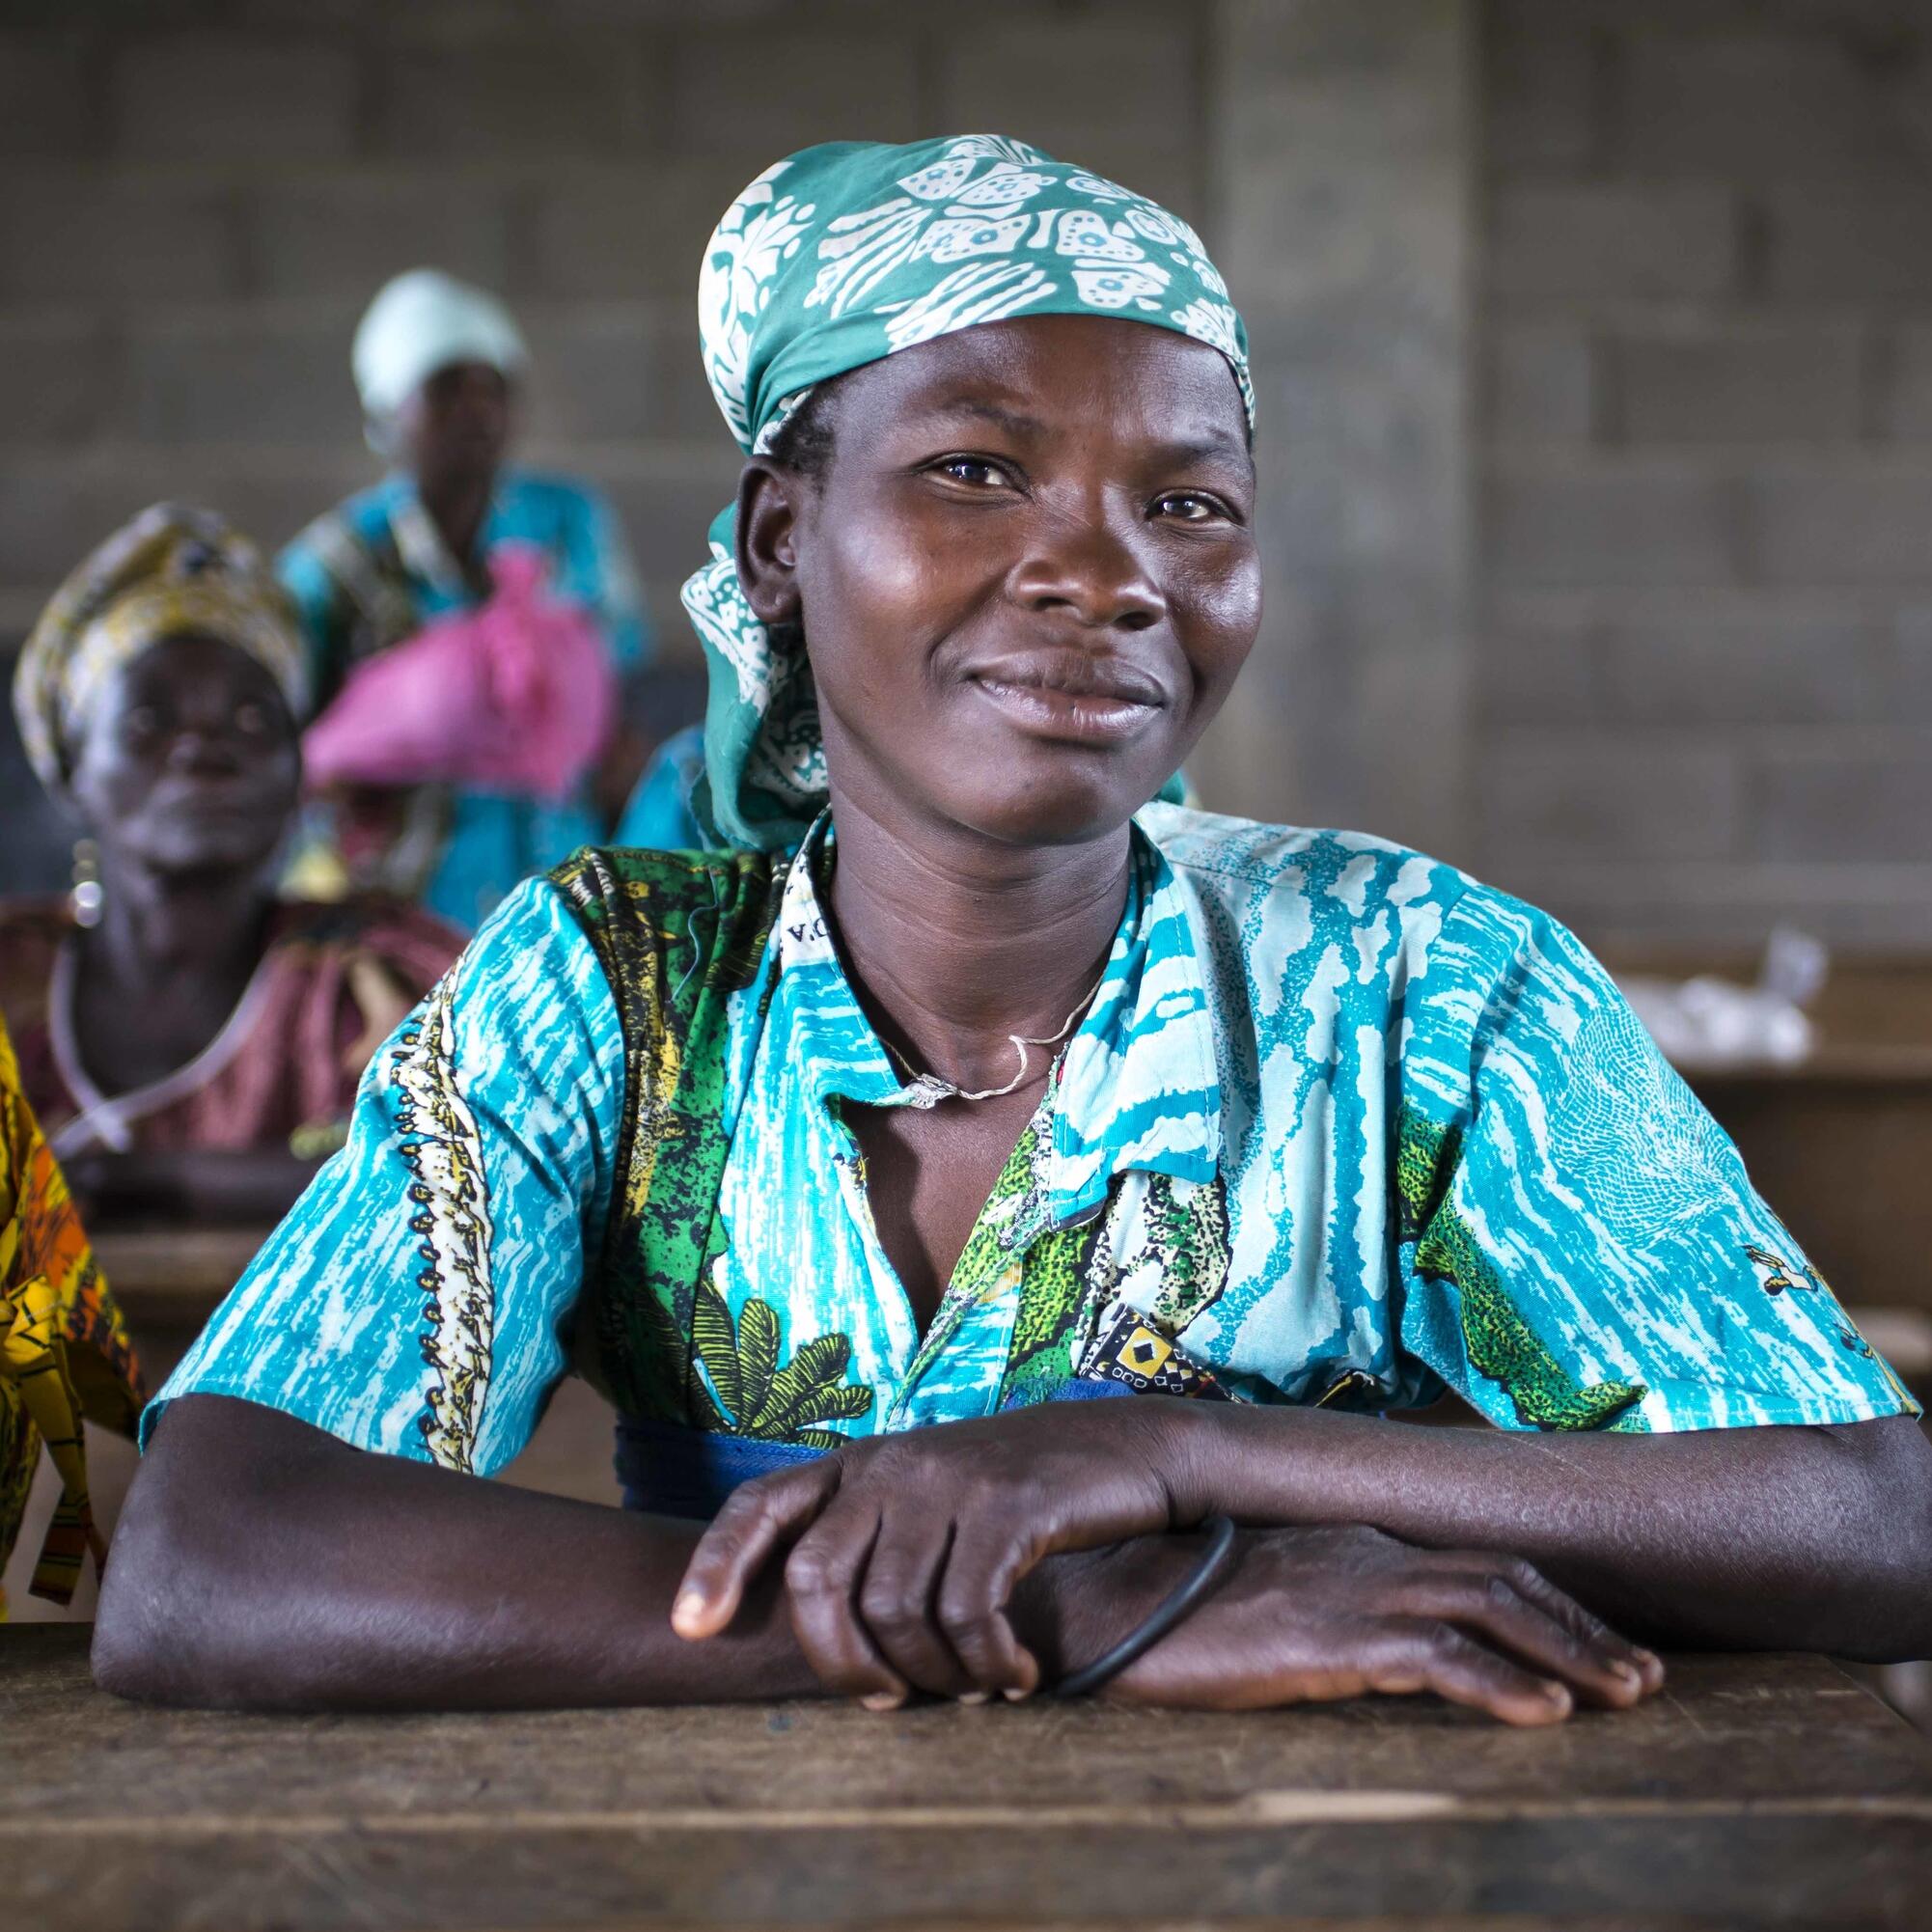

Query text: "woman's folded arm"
[92, 1394, 823, 1711]
[673, 1396, 1932, 1693]
[94, 1392, 1676, 1725]
[1167, 1401, 1932, 1661]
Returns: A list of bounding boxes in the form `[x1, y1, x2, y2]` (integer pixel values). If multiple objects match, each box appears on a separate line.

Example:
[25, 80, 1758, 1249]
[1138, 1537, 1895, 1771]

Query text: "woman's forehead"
[835, 316, 1251, 453]
[109, 631, 284, 703]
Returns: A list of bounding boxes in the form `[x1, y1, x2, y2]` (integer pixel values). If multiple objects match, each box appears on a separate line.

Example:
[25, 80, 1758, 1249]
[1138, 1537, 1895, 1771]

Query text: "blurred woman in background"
[0, 504, 459, 1226]
[280, 268, 650, 930]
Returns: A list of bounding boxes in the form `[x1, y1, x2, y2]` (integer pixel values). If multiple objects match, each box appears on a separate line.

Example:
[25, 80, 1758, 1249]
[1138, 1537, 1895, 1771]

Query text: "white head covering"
[351, 268, 527, 422]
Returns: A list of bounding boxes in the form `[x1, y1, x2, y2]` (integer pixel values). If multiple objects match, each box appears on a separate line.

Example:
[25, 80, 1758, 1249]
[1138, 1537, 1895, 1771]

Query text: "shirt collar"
[768, 815, 902, 1111]
[1045, 818, 1222, 1222]
[769, 813, 1222, 1225]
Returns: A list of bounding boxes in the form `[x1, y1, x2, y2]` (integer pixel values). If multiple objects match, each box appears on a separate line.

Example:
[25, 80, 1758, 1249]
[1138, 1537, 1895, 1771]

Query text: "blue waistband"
[614, 1415, 828, 1520]
[613, 1381, 1135, 1519]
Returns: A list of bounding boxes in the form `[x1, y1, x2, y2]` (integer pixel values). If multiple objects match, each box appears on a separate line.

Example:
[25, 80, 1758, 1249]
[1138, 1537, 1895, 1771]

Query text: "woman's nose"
[1009, 510, 1166, 631]
[167, 725, 243, 773]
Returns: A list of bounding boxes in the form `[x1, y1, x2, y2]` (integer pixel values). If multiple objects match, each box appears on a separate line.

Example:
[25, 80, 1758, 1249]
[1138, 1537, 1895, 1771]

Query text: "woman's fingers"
[1416, 1551, 1663, 1697]
[1488, 1557, 1666, 1694]
[1366, 1618, 1575, 1727]
[857, 1520, 984, 1701]
[931, 1528, 1042, 1697]
[674, 1456, 1039, 1703]
[1399, 1571, 1648, 1709]
[672, 1461, 840, 1641]
[785, 1502, 908, 1706]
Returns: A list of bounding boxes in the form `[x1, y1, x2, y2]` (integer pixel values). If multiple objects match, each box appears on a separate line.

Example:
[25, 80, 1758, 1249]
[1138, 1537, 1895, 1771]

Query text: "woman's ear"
[734, 459, 806, 630]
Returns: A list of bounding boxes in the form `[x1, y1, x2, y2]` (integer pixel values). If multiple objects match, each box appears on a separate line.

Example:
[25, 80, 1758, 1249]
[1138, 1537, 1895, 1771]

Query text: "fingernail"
[1608, 1660, 1640, 1687]
[1003, 1686, 1031, 1703]
[1632, 1647, 1661, 1670]
[671, 1590, 705, 1628]
[1542, 1682, 1572, 1712]
[861, 1690, 904, 1712]
[958, 1690, 992, 1706]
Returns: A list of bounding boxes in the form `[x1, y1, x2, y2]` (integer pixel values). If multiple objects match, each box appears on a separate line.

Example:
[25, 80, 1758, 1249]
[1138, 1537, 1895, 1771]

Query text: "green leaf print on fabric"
[991, 1140, 1233, 1414]
[691, 1281, 874, 1444]
[1139, 1171, 1230, 1334]
[1397, 1104, 1646, 1431]
[691, 1282, 744, 1421]
[735, 1296, 782, 1420]
[787, 1380, 875, 1429]
[1000, 1223, 1098, 1410]
[549, 845, 787, 1433]
[902, 1118, 1051, 1396]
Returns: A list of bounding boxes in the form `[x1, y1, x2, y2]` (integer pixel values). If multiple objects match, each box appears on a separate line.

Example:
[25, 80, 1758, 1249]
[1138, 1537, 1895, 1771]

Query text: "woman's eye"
[120, 706, 161, 741]
[235, 703, 268, 736]
[934, 456, 1009, 488]
[1153, 491, 1229, 523]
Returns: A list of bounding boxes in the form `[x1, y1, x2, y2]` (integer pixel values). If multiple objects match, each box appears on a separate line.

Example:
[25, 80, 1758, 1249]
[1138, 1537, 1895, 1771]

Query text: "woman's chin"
[133, 826, 285, 879]
[829, 719, 1174, 850]
[951, 770, 1159, 850]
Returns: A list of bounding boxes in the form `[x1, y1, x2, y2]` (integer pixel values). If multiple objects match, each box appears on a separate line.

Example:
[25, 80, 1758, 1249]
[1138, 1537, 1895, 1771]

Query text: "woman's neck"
[80, 858, 271, 995]
[417, 470, 494, 573]
[824, 787, 1132, 1094]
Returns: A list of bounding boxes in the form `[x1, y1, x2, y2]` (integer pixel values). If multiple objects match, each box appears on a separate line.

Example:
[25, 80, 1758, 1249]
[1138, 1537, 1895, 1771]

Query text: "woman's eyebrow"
[919, 399, 1048, 439]
[1148, 430, 1253, 469]
[916, 400, 1251, 468]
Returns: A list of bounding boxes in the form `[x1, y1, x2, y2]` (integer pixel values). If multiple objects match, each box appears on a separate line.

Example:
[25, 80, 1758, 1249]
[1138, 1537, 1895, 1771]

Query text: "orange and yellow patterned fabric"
[0, 1011, 142, 1613]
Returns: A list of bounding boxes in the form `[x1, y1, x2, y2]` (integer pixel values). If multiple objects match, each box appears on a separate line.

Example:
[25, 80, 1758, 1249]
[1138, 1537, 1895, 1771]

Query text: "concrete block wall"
[1477, 0, 1932, 947]
[0, 0, 1210, 889]
[14, 0, 1927, 949]
[1206, 1, 1474, 864]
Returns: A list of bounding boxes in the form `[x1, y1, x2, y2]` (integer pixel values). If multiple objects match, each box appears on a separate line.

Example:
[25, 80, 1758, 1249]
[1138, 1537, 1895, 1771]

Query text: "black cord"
[1054, 1513, 1237, 1698]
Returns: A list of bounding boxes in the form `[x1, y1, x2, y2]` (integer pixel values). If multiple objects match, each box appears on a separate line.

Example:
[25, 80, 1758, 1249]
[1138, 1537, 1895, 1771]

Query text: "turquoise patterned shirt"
[149, 806, 1917, 1477]
[278, 467, 649, 932]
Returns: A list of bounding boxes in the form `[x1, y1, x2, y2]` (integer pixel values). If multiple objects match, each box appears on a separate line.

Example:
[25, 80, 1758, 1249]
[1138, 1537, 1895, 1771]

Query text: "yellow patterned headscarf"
[12, 502, 311, 792]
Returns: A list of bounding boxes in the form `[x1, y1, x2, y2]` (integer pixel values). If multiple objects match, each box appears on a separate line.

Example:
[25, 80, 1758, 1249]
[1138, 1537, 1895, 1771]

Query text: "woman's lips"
[967, 658, 1166, 744]
[150, 779, 277, 822]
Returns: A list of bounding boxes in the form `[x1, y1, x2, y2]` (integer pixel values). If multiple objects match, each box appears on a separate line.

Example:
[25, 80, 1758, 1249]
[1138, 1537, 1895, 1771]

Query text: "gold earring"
[70, 839, 103, 928]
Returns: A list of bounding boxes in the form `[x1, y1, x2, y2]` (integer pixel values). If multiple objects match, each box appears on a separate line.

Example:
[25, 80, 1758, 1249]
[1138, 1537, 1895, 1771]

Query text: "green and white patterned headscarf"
[680, 134, 1253, 851]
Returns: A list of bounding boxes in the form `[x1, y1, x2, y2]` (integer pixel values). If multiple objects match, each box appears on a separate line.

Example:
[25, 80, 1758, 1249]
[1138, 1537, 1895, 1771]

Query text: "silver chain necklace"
[880, 965, 1108, 1109]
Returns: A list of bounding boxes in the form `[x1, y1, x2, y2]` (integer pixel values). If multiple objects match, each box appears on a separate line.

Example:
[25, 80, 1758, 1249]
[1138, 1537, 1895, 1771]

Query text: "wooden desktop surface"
[6, 1628, 1930, 1931]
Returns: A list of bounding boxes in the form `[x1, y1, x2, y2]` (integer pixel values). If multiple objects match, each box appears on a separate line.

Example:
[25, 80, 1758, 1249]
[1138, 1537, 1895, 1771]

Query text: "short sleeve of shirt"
[143, 878, 624, 1474]
[1395, 885, 1920, 1434]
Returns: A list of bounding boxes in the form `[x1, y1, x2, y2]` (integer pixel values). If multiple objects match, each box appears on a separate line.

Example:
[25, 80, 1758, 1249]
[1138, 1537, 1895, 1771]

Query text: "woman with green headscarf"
[100, 139, 1928, 1719]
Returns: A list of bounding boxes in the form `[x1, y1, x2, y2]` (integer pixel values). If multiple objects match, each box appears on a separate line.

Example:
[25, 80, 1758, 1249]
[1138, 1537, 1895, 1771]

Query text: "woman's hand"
[672, 1398, 1200, 1702]
[1087, 1524, 1665, 1725]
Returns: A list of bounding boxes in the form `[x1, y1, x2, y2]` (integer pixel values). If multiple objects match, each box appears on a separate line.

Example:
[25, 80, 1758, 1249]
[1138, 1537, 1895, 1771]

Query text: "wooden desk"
[6, 1628, 1930, 1931]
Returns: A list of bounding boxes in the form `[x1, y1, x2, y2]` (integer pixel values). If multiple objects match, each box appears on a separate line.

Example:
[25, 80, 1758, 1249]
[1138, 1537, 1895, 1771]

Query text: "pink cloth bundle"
[301, 544, 615, 803]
